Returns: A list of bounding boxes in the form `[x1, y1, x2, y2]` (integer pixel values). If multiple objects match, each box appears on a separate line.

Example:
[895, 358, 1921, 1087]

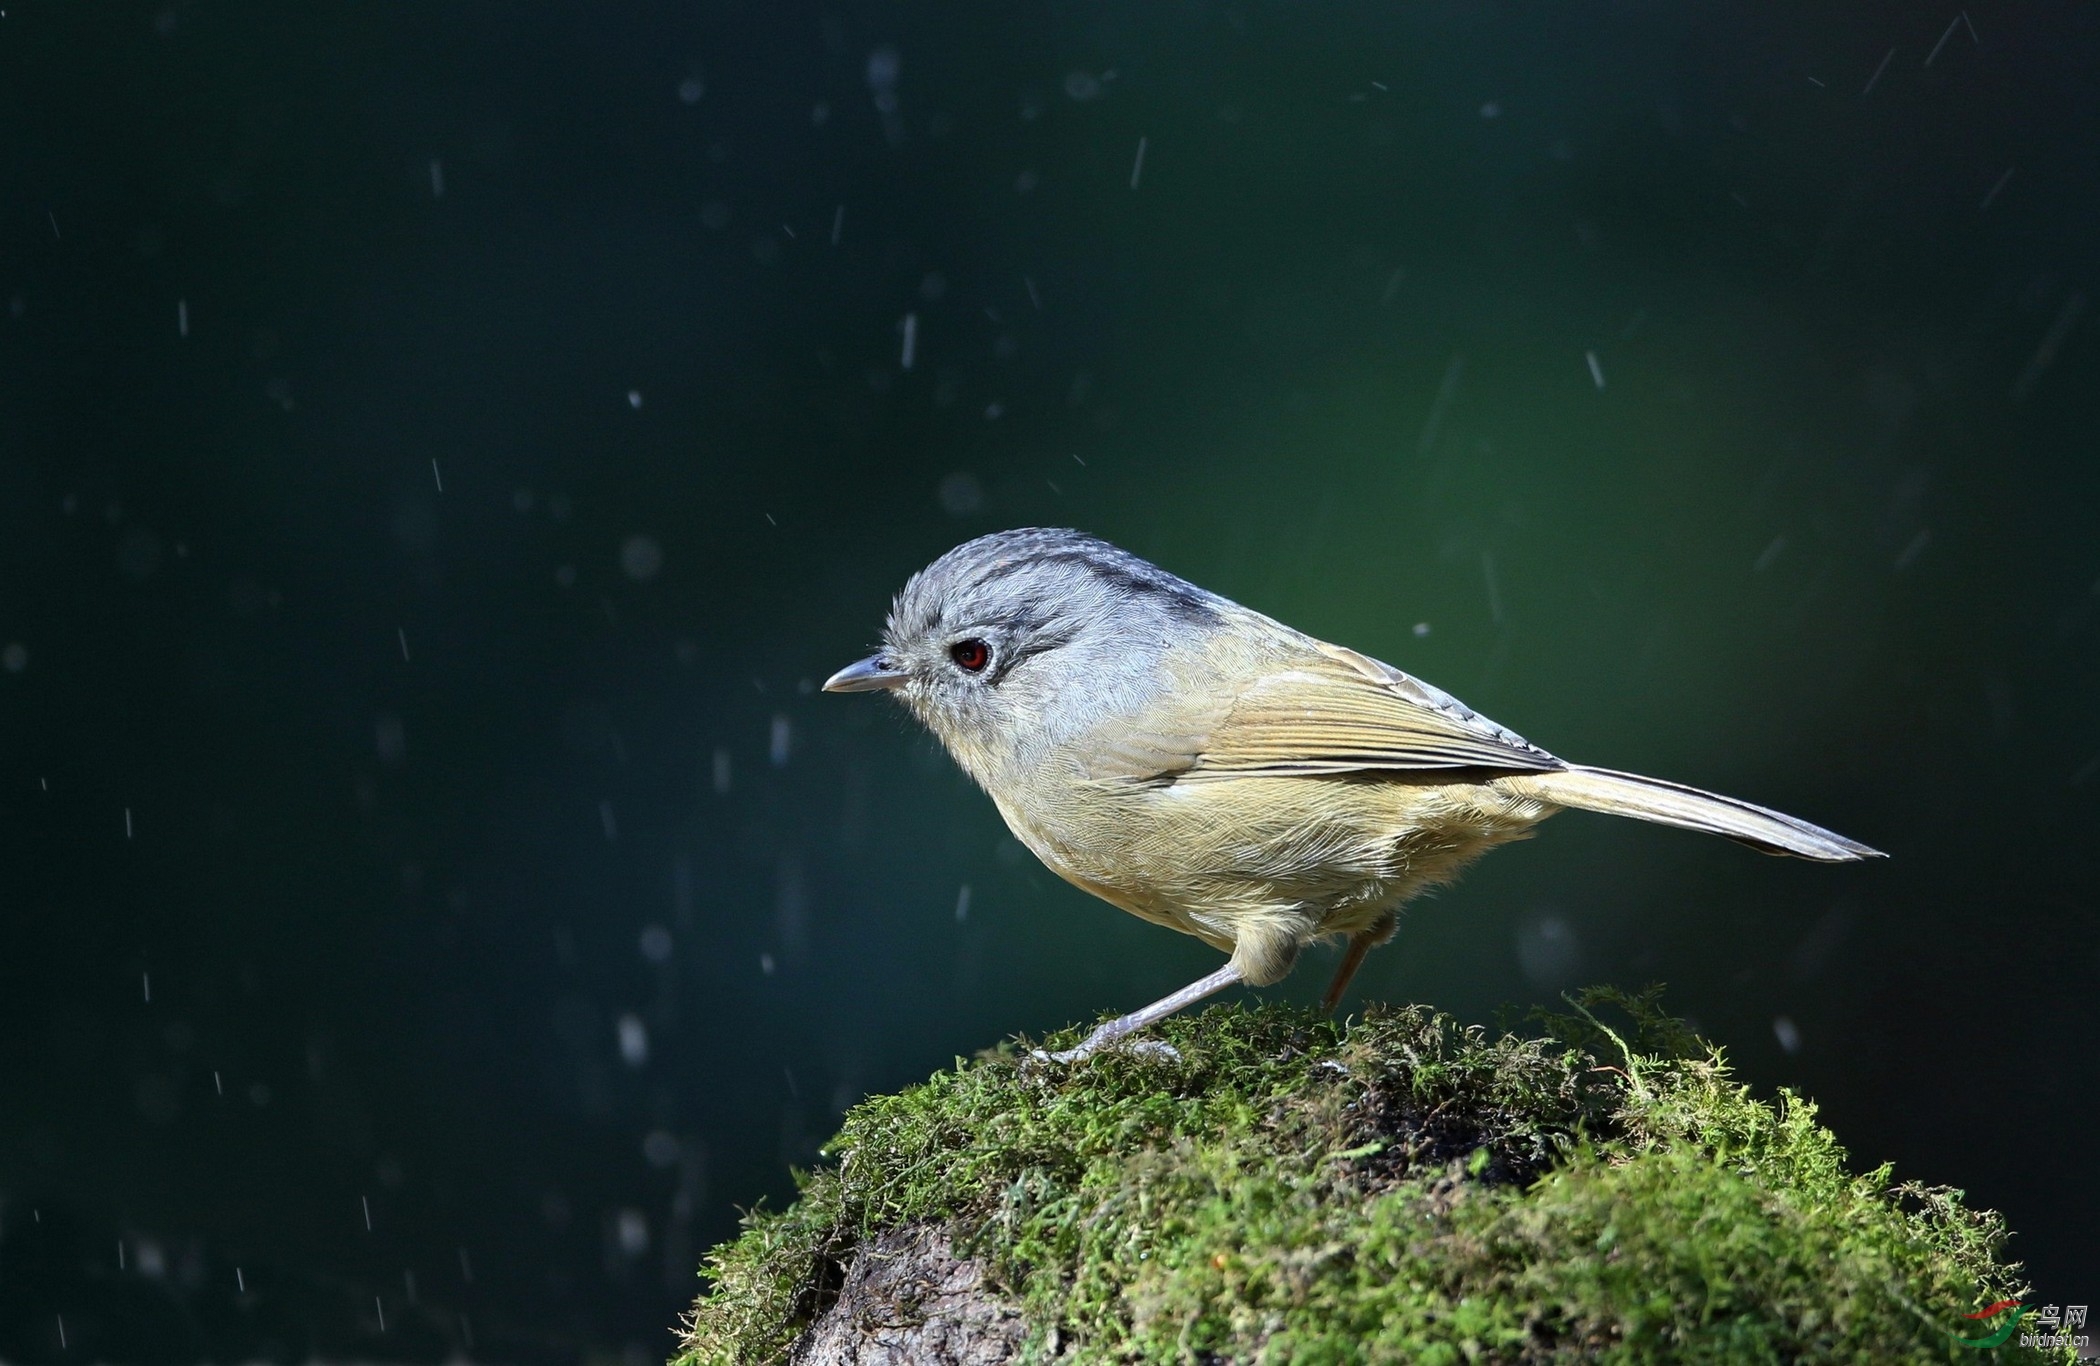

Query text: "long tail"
[1505, 765, 1883, 863]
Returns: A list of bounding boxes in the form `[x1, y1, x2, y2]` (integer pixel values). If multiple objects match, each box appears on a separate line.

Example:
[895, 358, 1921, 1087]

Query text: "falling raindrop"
[1773, 1016, 1803, 1055]
[775, 855, 808, 958]
[620, 534, 664, 581]
[374, 713, 407, 766]
[866, 45, 901, 110]
[118, 527, 163, 580]
[615, 1208, 650, 1257]
[938, 472, 984, 515]
[1515, 912, 1583, 989]
[616, 1013, 649, 1067]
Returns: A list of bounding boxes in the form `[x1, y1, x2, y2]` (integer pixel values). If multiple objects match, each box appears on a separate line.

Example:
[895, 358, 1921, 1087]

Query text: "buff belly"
[995, 770, 1557, 985]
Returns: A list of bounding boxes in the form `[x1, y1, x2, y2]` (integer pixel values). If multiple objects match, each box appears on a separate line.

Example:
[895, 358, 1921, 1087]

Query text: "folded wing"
[1085, 640, 1565, 783]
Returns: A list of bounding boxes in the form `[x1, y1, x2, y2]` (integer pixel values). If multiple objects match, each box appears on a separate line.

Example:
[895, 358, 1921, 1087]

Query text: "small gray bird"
[826, 528, 1880, 1060]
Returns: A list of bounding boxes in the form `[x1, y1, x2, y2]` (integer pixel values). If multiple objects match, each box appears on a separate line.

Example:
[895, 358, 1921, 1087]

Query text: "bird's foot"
[1028, 1033, 1180, 1065]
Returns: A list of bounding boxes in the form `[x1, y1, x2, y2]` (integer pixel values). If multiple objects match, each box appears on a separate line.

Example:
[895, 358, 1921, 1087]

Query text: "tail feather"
[1508, 765, 1883, 863]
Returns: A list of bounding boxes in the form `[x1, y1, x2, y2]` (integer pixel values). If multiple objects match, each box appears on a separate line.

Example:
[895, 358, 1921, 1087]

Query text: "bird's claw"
[1027, 1036, 1180, 1065]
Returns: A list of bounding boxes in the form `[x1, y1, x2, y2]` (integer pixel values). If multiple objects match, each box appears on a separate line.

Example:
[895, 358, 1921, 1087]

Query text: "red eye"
[950, 639, 990, 672]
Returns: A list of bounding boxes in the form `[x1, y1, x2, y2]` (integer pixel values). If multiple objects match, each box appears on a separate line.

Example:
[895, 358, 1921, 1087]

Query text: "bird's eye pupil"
[951, 639, 990, 672]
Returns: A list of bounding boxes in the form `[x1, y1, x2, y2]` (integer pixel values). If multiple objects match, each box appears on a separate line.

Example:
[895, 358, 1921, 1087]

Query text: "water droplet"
[866, 46, 901, 94]
[620, 534, 663, 581]
[937, 471, 984, 515]
[374, 713, 407, 766]
[117, 527, 163, 580]
[616, 1014, 649, 1067]
[1515, 912, 1582, 989]
[1772, 1016, 1802, 1055]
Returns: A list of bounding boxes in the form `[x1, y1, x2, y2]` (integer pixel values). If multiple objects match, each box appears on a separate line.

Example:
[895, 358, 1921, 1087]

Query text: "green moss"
[677, 992, 2064, 1364]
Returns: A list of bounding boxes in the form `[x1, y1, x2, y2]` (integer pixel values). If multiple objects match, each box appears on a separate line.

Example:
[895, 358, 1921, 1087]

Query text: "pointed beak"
[822, 654, 908, 693]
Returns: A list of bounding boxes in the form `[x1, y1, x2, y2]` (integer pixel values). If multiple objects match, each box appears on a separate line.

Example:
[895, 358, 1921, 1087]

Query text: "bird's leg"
[1321, 912, 1397, 1014]
[1039, 961, 1244, 1063]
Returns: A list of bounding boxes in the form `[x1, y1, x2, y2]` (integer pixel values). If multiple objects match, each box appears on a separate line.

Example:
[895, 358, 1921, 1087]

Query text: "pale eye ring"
[950, 639, 991, 672]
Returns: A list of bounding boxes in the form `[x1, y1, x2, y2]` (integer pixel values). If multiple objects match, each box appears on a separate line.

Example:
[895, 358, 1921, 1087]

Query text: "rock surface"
[789, 1226, 1023, 1366]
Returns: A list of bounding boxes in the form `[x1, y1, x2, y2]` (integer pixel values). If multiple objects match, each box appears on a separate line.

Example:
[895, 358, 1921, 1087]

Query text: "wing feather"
[1083, 639, 1563, 783]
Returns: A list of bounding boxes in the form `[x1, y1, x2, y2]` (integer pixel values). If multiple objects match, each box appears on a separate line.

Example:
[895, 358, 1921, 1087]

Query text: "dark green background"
[3, 1, 2095, 1359]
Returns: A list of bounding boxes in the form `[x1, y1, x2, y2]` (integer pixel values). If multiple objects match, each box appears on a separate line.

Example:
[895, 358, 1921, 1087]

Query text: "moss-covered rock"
[677, 991, 2066, 1364]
